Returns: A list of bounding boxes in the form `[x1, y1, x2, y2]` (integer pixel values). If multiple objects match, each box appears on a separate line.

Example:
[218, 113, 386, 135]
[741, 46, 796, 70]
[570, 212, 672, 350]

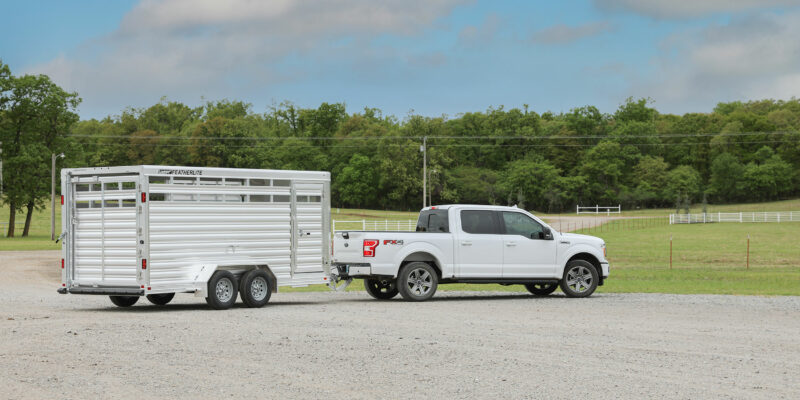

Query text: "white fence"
[577, 205, 621, 215]
[332, 219, 417, 231]
[670, 211, 800, 224]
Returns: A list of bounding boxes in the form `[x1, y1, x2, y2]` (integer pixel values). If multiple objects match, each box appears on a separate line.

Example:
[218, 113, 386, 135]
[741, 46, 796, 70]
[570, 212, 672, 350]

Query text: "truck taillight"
[142, 259, 147, 269]
[363, 239, 379, 257]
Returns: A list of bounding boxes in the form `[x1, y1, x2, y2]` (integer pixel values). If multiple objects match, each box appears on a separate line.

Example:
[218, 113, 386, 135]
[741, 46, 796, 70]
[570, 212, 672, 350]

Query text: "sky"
[2, 0, 800, 120]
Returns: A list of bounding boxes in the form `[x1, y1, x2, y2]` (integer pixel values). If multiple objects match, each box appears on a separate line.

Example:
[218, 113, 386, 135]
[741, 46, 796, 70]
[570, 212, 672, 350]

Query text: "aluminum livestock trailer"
[57, 166, 331, 309]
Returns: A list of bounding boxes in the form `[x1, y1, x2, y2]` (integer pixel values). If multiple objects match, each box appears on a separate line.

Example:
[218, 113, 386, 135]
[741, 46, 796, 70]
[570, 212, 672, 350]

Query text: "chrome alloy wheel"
[250, 276, 269, 301]
[216, 277, 234, 303]
[565, 265, 593, 293]
[406, 268, 433, 296]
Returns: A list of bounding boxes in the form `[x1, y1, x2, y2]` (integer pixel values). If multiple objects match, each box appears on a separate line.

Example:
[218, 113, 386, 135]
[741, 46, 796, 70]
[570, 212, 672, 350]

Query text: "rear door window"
[460, 210, 499, 234]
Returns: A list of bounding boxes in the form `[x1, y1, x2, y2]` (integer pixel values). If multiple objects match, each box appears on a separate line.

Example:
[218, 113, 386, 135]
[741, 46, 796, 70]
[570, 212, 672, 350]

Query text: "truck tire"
[206, 270, 238, 310]
[109, 295, 139, 307]
[239, 269, 272, 308]
[364, 278, 399, 300]
[397, 262, 438, 302]
[524, 283, 558, 296]
[146, 293, 175, 305]
[559, 260, 599, 298]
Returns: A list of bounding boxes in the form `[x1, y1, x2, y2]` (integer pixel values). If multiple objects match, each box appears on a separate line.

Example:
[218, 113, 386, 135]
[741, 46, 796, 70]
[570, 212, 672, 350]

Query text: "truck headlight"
[601, 243, 606, 258]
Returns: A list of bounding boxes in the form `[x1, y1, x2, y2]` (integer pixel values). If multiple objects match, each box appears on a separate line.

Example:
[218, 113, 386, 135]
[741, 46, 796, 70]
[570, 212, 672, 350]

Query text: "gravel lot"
[2, 250, 799, 399]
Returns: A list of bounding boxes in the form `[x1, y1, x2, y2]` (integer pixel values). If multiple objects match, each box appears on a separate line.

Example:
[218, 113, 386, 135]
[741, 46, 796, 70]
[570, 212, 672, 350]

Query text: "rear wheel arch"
[399, 251, 442, 279]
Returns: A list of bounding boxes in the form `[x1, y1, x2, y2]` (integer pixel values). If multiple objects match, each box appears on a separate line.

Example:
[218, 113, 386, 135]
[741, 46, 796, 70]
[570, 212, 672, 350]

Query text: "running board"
[59, 287, 145, 296]
[444, 279, 559, 285]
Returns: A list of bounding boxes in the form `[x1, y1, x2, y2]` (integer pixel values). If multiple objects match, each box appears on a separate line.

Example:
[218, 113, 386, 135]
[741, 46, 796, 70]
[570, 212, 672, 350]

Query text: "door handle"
[461, 241, 472, 246]
[505, 242, 517, 247]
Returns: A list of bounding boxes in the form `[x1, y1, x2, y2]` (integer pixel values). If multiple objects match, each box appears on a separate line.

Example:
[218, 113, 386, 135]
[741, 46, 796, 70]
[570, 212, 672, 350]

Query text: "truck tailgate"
[332, 231, 365, 263]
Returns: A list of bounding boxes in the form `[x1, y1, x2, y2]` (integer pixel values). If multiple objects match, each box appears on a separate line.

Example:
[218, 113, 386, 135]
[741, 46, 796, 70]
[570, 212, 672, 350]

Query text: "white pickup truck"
[332, 205, 609, 301]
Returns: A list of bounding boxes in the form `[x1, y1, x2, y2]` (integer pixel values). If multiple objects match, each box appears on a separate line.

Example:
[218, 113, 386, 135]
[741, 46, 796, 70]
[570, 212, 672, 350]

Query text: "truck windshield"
[416, 209, 449, 232]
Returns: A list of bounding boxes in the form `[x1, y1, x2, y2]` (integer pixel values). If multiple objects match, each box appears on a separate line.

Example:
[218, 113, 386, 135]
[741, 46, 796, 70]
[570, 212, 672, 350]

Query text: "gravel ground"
[2, 251, 799, 399]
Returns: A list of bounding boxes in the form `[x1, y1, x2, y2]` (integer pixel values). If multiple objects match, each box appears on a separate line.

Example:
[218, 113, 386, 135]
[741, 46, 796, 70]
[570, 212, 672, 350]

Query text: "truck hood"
[559, 232, 604, 247]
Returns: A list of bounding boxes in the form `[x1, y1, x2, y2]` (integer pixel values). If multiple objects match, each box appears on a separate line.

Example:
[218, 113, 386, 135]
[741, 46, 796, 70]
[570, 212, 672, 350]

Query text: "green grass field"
[3, 200, 800, 295]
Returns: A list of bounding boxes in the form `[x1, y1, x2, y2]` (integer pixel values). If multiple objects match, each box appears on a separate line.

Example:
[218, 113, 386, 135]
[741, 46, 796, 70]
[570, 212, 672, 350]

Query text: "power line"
[66, 130, 800, 142]
[78, 139, 800, 149]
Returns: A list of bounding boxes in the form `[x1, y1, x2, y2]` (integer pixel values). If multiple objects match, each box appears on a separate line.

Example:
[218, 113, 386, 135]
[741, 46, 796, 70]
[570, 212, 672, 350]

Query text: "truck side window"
[460, 210, 497, 234]
[501, 212, 544, 239]
[416, 210, 449, 232]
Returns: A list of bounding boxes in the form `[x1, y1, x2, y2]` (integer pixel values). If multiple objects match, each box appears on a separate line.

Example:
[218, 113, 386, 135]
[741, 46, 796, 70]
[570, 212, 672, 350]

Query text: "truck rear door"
[454, 209, 503, 278]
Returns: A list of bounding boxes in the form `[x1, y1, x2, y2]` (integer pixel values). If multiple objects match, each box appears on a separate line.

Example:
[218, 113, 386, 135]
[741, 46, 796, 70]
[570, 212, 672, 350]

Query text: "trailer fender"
[192, 263, 219, 297]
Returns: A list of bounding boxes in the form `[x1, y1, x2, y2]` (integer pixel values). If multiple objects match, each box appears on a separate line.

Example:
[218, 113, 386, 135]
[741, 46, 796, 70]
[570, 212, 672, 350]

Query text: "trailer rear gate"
[62, 166, 330, 295]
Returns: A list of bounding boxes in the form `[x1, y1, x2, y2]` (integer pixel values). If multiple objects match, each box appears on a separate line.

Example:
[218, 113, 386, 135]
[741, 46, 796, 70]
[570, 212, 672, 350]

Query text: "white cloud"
[630, 12, 800, 112]
[530, 21, 613, 44]
[458, 13, 502, 46]
[594, 0, 800, 19]
[27, 0, 470, 117]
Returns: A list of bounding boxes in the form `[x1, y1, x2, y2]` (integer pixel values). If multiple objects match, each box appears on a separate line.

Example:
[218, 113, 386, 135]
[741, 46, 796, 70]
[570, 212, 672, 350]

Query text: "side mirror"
[535, 228, 553, 240]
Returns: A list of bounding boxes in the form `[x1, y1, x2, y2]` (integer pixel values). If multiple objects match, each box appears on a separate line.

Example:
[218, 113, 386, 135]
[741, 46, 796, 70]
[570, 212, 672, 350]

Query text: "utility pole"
[421, 136, 427, 209]
[51, 153, 64, 241]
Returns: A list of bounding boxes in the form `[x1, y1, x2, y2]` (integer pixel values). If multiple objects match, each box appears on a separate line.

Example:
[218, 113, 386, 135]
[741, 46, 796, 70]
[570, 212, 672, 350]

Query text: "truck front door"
[455, 209, 503, 278]
[499, 211, 557, 278]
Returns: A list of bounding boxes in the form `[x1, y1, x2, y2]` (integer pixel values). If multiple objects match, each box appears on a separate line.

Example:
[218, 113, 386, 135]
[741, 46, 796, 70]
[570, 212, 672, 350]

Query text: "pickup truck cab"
[332, 205, 609, 301]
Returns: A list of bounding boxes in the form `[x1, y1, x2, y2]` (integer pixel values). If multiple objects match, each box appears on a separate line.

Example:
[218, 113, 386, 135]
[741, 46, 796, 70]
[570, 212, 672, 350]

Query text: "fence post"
[362, 220, 366, 230]
[669, 234, 673, 270]
[739, 212, 742, 223]
[596, 204, 599, 213]
[746, 234, 750, 270]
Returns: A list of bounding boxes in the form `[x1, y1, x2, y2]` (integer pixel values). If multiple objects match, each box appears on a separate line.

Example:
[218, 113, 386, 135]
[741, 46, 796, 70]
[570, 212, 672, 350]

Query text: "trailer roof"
[64, 165, 330, 181]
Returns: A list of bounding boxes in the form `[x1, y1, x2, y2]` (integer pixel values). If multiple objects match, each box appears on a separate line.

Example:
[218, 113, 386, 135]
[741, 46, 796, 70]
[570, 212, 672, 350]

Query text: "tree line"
[2, 61, 799, 236]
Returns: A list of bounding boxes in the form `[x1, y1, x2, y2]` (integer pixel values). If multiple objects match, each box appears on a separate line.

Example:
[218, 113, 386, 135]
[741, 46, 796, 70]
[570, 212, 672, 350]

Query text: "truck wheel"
[397, 262, 438, 302]
[206, 270, 238, 310]
[146, 293, 175, 305]
[364, 278, 399, 300]
[560, 260, 599, 298]
[109, 295, 139, 307]
[524, 283, 558, 296]
[239, 269, 272, 308]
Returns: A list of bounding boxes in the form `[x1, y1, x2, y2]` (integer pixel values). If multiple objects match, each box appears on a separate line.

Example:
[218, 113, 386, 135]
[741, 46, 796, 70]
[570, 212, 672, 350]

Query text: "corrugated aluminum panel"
[294, 183, 325, 273]
[148, 202, 294, 287]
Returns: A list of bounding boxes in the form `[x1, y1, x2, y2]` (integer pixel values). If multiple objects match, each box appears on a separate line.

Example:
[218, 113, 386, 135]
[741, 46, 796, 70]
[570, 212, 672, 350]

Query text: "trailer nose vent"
[142, 259, 147, 270]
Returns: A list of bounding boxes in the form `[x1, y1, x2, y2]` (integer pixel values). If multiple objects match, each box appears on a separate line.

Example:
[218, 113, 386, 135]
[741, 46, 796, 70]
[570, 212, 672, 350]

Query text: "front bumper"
[600, 262, 610, 278]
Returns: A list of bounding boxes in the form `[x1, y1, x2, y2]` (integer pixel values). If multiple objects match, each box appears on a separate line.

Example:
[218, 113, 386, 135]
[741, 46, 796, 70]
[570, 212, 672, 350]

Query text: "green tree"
[707, 153, 744, 202]
[665, 165, 702, 203]
[334, 154, 377, 208]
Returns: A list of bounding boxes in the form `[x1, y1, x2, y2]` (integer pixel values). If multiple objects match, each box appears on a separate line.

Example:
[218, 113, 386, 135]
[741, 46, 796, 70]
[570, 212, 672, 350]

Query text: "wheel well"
[400, 252, 442, 279]
[217, 265, 278, 293]
[567, 253, 603, 284]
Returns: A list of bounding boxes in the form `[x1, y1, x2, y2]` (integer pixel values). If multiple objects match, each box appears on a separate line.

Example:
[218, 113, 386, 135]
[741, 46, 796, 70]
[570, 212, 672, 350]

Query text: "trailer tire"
[146, 293, 175, 306]
[109, 295, 139, 307]
[364, 278, 399, 300]
[239, 269, 272, 308]
[524, 283, 558, 296]
[560, 260, 599, 298]
[206, 270, 239, 310]
[397, 262, 438, 302]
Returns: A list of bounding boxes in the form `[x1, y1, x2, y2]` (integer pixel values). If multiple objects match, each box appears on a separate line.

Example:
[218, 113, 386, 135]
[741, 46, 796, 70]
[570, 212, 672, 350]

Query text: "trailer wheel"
[109, 295, 139, 307]
[364, 278, 399, 300]
[524, 283, 558, 296]
[205, 270, 238, 310]
[559, 260, 599, 298]
[397, 262, 438, 302]
[146, 293, 175, 306]
[239, 269, 272, 308]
